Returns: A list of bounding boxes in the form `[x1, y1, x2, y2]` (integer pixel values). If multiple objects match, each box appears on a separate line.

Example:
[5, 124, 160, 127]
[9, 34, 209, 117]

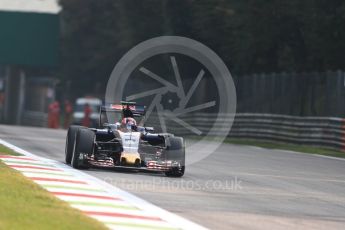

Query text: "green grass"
[0, 145, 107, 230]
[0, 144, 21, 156]
[188, 136, 345, 158]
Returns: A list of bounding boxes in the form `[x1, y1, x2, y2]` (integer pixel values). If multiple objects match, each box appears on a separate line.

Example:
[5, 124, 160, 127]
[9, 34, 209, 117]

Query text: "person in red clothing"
[48, 102, 54, 128]
[48, 101, 60, 128]
[82, 103, 92, 127]
[64, 100, 73, 129]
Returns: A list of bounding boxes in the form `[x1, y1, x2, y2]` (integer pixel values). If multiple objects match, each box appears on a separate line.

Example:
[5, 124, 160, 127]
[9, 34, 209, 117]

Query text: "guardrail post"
[342, 118, 345, 152]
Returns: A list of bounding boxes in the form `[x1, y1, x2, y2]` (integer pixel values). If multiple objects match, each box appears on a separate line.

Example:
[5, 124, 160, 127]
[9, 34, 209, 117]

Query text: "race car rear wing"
[100, 102, 146, 117]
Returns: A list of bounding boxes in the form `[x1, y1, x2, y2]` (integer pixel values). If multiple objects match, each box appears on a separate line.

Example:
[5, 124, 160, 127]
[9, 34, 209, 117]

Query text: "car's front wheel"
[164, 137, 185, 177]
[71, 128, 95, 169]
[65, 125, 85, 164]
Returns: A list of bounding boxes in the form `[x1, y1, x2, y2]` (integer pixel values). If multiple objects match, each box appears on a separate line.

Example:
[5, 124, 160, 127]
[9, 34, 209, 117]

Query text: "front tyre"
[71, 128, 95, 169]
[165, 166, 185, 177]
[65, 125, 85, 164]
[164, 137, 185, 177]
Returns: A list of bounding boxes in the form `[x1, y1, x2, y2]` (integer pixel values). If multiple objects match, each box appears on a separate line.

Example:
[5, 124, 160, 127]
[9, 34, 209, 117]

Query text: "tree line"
[58, 0, 345, 97]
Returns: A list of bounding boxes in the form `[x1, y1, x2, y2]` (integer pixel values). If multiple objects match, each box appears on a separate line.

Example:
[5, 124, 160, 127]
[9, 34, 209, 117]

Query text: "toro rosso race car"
[65, 101, 185, 177]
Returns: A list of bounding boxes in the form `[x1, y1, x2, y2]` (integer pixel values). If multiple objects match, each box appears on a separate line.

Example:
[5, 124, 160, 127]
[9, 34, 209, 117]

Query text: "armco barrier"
[19, 111, 345, 151]
[21, 111, 48, 127]
[229, 113, 345, 151]
[146, 113, 345, 151]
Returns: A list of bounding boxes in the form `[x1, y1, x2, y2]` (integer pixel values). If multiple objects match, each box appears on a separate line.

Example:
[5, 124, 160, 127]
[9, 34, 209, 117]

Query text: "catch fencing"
[233, 70, 345, 117]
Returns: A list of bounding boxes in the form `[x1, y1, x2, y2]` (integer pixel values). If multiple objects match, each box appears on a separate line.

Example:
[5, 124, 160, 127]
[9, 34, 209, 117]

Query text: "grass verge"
[0, 145, 107, 230]
[0, 144, 21, 156]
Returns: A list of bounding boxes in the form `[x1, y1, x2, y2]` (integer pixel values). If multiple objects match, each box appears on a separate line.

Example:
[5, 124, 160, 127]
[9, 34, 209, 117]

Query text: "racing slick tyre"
[71, 128, 95, 169]
[164, 137, 185, 177]
[65, 125, 85, 164]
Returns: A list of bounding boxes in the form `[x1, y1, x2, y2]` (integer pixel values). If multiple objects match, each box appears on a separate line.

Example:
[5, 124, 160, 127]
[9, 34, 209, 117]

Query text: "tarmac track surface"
[0, 124, 345, 230]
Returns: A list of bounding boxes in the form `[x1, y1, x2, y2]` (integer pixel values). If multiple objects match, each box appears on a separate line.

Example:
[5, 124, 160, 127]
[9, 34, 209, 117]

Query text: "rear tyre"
[71, 128, 95, 169]
[65, 125, 85, 164]
[164, 137, 185, 177]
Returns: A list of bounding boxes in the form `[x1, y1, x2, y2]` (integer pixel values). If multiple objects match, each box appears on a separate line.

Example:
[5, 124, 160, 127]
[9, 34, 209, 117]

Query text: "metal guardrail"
[21, 110, 48, 127]
[146, 113, 345, 151]
[19, 111, 345, 151]
[229, 113, 345, 150]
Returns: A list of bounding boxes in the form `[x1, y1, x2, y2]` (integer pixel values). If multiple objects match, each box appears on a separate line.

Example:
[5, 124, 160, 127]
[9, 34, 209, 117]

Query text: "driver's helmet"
[121, 117, 137, 129]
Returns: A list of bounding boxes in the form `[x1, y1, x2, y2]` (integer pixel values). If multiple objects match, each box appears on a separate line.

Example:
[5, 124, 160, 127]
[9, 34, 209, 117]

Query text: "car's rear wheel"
[71, 128, 95, 169]
[65, 125, 85, 164]
[164, 137, 185, 177]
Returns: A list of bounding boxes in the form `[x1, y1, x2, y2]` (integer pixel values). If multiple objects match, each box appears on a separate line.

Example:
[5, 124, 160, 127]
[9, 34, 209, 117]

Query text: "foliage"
[58, 0, 345, 96]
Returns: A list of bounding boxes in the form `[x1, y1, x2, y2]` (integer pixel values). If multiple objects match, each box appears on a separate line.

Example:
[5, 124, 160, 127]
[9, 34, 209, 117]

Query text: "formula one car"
[65, 101, 185, 177]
